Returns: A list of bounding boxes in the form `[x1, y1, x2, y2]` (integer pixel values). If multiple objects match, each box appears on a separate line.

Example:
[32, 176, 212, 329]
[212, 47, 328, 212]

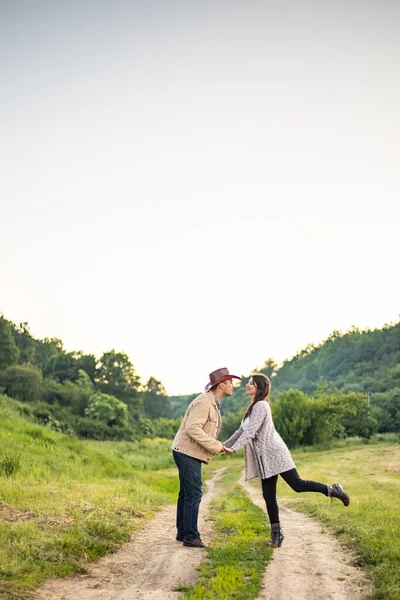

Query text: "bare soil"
[33, 468, 226, 600]
[32, 466, 374, 600]
[241, 475, 373, 600]
[0, 502, 73, 527]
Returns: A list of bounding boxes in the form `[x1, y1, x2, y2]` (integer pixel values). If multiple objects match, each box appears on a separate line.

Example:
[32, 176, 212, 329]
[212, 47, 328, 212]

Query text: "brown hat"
[205, 367, 241, 392]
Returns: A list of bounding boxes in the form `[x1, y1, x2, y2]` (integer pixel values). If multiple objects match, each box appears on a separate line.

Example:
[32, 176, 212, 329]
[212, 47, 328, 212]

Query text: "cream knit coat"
[224, 400, 295, 480]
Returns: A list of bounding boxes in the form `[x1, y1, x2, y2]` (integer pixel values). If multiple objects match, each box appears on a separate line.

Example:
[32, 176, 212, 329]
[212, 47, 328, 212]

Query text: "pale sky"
[1, 1, 399, 394]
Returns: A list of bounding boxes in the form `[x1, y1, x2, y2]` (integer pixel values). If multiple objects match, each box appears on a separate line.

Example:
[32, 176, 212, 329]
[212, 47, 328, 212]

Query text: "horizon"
[2, 310, 398, 396]
[1, 1, 399, 396]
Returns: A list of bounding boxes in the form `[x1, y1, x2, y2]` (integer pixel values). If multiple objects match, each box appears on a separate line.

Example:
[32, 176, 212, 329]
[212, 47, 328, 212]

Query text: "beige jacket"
[172, 391, 224, 463]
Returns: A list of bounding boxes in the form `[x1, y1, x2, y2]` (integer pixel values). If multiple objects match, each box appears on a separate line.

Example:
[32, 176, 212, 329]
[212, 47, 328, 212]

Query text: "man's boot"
[183, 537, 206, 548]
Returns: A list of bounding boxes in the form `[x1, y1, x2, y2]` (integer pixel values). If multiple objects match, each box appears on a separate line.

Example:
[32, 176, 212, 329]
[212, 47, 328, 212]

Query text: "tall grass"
[1, 392, 399, 600]
[0, 395, 178, 599]
[271, 440, 400, 600]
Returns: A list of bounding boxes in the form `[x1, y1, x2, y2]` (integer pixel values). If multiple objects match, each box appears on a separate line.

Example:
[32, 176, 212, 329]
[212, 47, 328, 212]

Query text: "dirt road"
[241, 475, 372, 600]
[34, 468, 226, 600]
[34, 467, 373, 600]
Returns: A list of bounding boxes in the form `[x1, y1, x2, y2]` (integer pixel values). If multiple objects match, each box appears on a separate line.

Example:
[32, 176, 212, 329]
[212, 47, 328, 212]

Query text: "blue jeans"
[173, 450, 203, 541]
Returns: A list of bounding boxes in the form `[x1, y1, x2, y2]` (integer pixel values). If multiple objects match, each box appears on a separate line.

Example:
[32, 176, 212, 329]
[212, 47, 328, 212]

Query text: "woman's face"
[245, 377, 257, 397]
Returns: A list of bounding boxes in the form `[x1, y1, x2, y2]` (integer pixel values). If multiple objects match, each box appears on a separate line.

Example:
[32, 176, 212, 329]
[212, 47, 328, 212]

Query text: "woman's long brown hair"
[243, 373, 271, 420]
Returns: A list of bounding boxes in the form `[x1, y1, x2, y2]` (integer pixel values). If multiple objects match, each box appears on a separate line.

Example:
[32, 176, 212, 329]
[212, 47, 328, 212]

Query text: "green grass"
[0, 395, 178, 599]
[257, 439, 400, 600]
[180, 464, 273, 600]
[1, 392, 399, 600]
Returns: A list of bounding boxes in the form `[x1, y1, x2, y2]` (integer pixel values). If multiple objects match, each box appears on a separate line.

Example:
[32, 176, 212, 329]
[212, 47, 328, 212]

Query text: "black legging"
[261, 468, 329, 525]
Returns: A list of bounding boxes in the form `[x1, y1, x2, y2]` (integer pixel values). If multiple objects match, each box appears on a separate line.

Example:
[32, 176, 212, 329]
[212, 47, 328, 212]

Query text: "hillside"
[173, 321, 400, 441]
[0, 315, 176, 441]
[0, 394, 177, 599]
[272, 321, 400, 395]
[1, 397, 399, 600]
[1, 314, 399, 445]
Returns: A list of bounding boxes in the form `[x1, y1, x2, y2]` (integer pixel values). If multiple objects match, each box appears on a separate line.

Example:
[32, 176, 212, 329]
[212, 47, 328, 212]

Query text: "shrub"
[85, 392, 129, 427]
[73, 417, 134, 441]
[0, 363, 43, 402]
[43, 378, 91, 414]
[151, 417, 180, 439]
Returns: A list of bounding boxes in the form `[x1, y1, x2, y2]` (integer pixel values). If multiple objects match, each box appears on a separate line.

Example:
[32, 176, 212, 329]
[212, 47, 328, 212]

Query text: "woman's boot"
[327, 483, 350, 506]
[269, 523, 284, 548]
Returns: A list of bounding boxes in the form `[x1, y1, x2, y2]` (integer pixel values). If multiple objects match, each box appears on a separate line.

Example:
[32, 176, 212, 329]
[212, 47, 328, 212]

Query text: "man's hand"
[220, 446, 234, 455]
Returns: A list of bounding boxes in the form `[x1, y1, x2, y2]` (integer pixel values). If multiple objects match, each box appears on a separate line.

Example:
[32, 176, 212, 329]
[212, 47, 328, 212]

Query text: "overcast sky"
[1, 0, 399, 394]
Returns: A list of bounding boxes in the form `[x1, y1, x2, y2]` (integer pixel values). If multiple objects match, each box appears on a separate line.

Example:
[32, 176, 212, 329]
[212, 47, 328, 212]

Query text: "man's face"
[221, 378, 234, 397]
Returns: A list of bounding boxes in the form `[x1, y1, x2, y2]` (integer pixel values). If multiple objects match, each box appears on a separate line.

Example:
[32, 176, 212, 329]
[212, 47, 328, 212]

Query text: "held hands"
[220, 445, 235, 456]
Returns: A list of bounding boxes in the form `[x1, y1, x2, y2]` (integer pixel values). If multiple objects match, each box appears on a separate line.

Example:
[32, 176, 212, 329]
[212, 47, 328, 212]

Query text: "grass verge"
[271, 440, 400, 600]
[180, 463, 273, 600]
[0, 396, 178, 600]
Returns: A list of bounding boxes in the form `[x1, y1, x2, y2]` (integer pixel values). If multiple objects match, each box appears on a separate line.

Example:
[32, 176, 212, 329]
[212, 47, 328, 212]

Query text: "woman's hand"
[220, 446, 235, 455]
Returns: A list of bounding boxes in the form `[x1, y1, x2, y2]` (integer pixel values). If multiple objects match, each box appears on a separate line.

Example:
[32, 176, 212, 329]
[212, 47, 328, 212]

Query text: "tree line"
[1, 314, 399, 446]
[174, 322, 400, 445]
[0, 315, 176, 440]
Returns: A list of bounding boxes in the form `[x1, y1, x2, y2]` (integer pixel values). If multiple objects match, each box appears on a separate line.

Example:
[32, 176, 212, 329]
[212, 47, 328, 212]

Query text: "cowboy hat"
[205, 367, 241, 392]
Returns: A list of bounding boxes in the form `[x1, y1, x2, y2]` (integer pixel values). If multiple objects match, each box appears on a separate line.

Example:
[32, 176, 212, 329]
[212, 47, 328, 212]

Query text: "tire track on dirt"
[241, 473, 372, 600]
[34, 468, 226, 600]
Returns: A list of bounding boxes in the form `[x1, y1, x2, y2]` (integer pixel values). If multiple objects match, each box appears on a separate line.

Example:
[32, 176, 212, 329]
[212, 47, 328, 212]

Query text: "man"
[172, 367, 240, 548]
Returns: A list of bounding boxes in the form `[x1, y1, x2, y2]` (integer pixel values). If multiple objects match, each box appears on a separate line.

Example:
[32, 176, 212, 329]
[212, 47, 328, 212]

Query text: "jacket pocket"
[258, 454, 267, 478]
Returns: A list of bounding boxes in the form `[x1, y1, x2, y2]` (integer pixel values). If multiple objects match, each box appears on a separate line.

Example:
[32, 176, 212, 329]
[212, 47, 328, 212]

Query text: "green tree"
[76, 369, 94, 393]
[76, 353, 97, 382]
[42, 373, 93, 416]
[10, 322, 36, 363]
[340, 392, 378, 439]
[169, 393, 197, 419]
[44, 351, 79, 382]
[85, 392, 129, 427]
[97, 350, 141, 400]
[34, 337, 63, 374]
[143, 376, 171, 419]
[371, 388, 400, 433]
[304, 394, 345, 445]
[0, 364, 43, 402]
[220, 411, 243, 440]
[257, 358, 278, 379]
[151, 417, 180, 439]
[271, 389, 311, 447]
[43, 350, 98, 384]
[0, 315, 19, 370]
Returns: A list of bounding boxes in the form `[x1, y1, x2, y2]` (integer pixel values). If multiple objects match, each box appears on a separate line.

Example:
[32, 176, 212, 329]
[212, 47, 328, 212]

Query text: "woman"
[223, 373, 350, 548]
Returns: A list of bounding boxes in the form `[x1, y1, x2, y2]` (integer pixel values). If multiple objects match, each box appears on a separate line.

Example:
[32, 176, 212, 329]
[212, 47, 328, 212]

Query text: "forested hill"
[215, 320, 400, 440]
[1, 313, 399, 443]
[0, 314, 175, 441]
[271, 320, 400, 396]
